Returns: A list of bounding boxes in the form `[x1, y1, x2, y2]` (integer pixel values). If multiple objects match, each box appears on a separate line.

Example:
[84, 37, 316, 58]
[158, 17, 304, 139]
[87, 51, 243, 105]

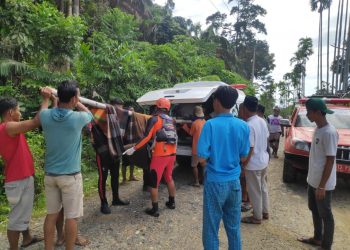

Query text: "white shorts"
[44, 173, 83, 219]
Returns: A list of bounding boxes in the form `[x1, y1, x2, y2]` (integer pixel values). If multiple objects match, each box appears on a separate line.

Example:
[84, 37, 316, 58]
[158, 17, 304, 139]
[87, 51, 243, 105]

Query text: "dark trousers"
[308, 185, 334, 250]
[96, 154, 120, 204]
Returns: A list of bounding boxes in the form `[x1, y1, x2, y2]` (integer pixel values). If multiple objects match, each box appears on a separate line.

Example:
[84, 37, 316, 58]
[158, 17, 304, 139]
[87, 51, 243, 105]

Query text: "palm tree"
[335, 0, 345, 93]
[290, 37, 314, 96]
[311, 0, 332, 91]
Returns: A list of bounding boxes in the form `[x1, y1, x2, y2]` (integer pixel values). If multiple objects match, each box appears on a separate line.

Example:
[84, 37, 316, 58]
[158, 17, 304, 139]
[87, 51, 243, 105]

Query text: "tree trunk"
[67, 0, 72, 16]
[59, 0, 65, 13]
[317, 16, 321, 91]
[343, 18, 350, 92]
[327, 6, 330, 93]
[320, 7, 323, 89]
[341, 0, 349, 91]
[336, 0, 345, 94]
[73, 0, 79, 16]
[332, 0, 341, 94]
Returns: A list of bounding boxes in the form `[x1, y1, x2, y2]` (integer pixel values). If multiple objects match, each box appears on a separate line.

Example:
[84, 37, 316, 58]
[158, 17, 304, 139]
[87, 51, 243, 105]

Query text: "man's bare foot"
[129, 176, 139, 181]
[56, 237, 64, 247]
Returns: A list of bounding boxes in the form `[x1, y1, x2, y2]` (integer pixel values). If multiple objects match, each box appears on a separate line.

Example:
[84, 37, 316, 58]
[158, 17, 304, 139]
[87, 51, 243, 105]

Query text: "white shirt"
[246, 115, 270, 171]
[307, 124, 339, 190]
[268, 115, 282, 133]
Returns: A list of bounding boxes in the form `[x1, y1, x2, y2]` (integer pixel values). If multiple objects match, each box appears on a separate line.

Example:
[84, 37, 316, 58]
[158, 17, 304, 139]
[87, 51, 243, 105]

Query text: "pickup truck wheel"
[283, 159, 296, 183]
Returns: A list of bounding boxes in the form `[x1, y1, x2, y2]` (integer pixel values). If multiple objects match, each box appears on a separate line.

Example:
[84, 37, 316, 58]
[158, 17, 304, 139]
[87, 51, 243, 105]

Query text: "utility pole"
[251, 45, 256, 83]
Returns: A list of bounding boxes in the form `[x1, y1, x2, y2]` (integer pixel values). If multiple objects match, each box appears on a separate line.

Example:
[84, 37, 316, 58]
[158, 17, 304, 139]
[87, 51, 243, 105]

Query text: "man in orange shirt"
[182, 106, 206, 187]
[124, 98, 177, 217]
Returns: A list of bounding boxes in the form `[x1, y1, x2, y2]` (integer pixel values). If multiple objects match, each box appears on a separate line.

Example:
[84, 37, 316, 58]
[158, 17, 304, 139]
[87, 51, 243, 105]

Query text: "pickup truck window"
[296, 109, 350, 129]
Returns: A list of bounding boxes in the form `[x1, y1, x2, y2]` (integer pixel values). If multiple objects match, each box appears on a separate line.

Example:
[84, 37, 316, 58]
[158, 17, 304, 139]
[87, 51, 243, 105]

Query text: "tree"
[259, 76, 276, 114]
[73, 0, 79, 16]
[0, 0, 85, 84]
[227, 0, 274, 81]
[311, 0, 332, 91]
[229, 0, 267, 44]
[290, 37, 313, 96]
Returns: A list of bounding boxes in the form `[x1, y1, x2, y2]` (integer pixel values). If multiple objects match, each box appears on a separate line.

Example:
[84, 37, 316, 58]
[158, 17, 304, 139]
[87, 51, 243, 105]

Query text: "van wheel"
[283, 159, 296, 183]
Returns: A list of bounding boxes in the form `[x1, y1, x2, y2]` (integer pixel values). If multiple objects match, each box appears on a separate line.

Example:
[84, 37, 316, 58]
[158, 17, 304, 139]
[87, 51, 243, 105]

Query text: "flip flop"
[75, 235, 90, 246]
[189, 183, 201, 187]
[241, 216, 261, 224]
[241, 203, 252, 212]
[55, 238, 65, 247]
[21, 235, 44, 248]
[297, 237, 321, 246]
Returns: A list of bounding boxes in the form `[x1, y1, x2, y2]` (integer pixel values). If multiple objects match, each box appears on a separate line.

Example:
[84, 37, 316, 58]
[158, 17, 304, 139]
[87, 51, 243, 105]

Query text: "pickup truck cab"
[282, 97, 350, 182]
[137, 81, 246, 166]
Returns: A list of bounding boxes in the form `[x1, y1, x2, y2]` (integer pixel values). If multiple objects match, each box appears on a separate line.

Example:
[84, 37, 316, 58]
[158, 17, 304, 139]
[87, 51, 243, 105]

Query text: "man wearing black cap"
[298, 98, 338, 250]
[240, 96, 270, 224]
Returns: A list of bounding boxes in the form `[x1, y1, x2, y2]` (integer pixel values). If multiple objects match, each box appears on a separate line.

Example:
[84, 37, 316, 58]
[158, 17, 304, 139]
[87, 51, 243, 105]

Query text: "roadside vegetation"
[0, 0, 276, 227]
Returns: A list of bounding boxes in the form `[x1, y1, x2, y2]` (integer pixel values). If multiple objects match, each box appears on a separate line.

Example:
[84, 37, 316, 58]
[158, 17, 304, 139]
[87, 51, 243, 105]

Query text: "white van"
[137, 81, 246, 166]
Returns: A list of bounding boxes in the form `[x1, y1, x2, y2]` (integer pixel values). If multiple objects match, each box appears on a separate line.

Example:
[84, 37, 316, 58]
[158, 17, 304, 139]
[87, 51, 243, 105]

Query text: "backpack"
[155, 114, 178, 144]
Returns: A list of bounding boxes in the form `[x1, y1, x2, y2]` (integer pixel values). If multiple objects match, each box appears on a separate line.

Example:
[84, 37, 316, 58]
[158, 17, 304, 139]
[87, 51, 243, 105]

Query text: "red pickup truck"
[282, 98, 350, 182]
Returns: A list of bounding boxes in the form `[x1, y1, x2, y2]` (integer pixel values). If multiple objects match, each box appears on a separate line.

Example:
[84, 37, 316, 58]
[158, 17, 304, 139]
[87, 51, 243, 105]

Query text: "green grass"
[0, 169, 99, 232]
[0, 165, 143, 232]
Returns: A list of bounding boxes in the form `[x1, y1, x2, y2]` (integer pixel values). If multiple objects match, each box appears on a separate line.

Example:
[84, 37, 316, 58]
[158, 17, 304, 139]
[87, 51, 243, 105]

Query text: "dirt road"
[1, 148, 350, 249]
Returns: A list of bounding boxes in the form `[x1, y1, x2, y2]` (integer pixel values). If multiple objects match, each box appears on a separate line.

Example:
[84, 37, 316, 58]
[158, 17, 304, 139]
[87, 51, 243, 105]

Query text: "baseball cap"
[305, 98, 334, 114]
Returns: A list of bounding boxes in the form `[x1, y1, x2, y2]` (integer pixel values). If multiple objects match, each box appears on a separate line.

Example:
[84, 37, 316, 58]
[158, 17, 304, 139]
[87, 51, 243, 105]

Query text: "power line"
[207, 0, 221, 12]
[221, 0, 231, 12]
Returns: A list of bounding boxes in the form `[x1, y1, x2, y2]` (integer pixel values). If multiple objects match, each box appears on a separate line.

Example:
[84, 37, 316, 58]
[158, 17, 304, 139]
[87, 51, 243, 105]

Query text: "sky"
[154, 0, 341, 96]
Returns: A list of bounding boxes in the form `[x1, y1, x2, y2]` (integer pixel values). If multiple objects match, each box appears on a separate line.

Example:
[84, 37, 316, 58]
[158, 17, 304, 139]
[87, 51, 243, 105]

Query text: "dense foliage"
[0, 0, 275, 219]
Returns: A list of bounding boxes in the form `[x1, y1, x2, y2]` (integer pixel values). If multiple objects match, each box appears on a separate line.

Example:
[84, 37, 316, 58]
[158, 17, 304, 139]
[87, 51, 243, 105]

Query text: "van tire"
[283, 159, 296, 183]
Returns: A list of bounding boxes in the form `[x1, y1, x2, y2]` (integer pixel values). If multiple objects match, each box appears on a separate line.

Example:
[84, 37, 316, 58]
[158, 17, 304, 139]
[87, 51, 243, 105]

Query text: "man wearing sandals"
[198, 86, 250, 250]
[0, 88, 53, 250]
[298, 98, 338, 250]
[40, 80, 93, 250]
[240, 96, 270, 224]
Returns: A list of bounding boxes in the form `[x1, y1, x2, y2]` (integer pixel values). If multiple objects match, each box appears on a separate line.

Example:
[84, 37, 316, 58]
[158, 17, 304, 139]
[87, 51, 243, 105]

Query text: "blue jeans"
[203, 179, 242, 250]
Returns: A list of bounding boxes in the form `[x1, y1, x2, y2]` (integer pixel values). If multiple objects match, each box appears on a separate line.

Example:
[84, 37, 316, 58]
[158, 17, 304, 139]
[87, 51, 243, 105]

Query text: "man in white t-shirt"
[298, 98, 338, 250]
[267, 106, 283, 158]
[241, 96, 270, 224]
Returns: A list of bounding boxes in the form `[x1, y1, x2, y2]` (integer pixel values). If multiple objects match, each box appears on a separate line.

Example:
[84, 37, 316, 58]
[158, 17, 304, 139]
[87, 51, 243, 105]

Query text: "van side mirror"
[280, 118, 291, 127]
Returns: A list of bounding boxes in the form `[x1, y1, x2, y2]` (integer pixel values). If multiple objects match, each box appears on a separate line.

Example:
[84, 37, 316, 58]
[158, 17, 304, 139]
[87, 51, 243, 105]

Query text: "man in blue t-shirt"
[40, 80, 93, 250]
[198, 86, 250, 250]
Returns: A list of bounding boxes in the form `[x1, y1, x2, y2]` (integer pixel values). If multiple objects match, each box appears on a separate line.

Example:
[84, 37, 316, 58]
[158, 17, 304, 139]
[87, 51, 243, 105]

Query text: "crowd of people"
[0, 81, 338, 250]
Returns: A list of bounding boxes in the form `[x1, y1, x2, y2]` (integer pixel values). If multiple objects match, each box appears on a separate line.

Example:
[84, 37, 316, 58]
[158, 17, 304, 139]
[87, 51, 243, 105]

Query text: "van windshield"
[295, 109, 350, 129]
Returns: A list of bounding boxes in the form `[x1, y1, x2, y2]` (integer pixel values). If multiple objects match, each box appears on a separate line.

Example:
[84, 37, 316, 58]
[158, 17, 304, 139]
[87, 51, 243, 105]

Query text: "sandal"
[55, 238, 65, 247]
[75, 235, 90, 246]
[189, 182, 200, 187]
[297, 237, 321, 246]
[241, 203, 252, 212]
[241, 216, 261, 224]
[21, 235, 44, 248]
